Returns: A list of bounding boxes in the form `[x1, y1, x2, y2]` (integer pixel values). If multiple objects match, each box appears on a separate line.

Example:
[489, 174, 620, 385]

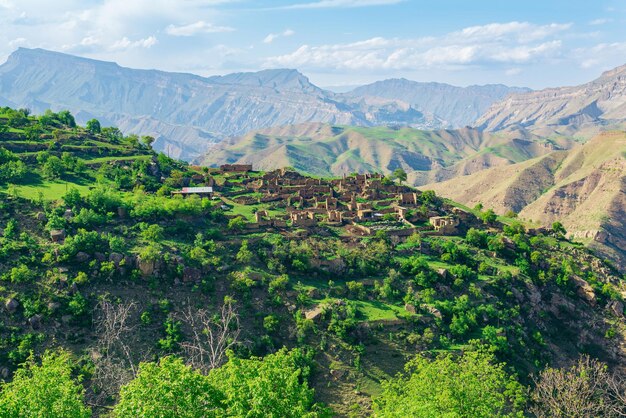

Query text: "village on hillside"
[180, 164, 481, 240]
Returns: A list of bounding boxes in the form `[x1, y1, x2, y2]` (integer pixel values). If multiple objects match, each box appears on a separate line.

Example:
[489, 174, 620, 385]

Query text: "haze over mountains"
[477, 64, 626, 135]
[0, 48, 525, 160]
[348, 79, 530, 127]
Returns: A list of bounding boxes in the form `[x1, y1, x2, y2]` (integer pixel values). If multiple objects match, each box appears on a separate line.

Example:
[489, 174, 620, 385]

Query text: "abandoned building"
[429, 216, 460, 233]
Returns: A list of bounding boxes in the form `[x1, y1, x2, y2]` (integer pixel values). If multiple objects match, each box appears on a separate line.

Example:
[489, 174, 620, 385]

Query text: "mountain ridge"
[0, 48, 526, 160]
[475, 62, 626, 135]
[348, 78, 531, 127]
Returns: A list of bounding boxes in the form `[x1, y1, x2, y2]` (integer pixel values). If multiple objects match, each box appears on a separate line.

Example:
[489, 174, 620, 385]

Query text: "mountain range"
[0, 48, 525, 160]
[476, 64, 626, 136]
[348, 79, 530, 127]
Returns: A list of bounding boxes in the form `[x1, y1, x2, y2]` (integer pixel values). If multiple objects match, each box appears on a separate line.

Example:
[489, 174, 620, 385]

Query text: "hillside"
[425, 131, 626, 269]
[198, 123, 567, 182]
[348, 79, 530, 127]
[1, 107, 625, 416]
[0, 48, 440, 160]
[476, 64, 626, 135]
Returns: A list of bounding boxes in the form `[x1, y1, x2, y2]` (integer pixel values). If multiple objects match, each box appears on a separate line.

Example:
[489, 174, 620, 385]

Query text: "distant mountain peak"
[211, 68, 317, 91]
[476, 62, 626, 133]
[599, 63, 626, 80]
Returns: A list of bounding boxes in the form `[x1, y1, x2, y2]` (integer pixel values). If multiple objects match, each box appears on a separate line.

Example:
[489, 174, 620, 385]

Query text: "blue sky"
[1, 0, 625, 89]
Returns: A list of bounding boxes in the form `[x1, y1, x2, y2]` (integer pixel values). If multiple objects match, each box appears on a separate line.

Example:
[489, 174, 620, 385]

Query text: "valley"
[1, 108, 624, 416]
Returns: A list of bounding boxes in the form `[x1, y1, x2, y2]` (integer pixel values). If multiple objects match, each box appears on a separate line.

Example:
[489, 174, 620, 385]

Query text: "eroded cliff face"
[476, 64, 626, 133]
[426, 132, 626, 270]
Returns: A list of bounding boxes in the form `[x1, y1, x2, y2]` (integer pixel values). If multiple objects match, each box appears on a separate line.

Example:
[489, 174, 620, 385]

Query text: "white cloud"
[263, 29, 295, 44]
[280, 0, 403, 9]
[165, 21, 234, 36]
[264, 21, 569, 71]
[589, 18, 612, 25]
[505, 68, 522, 76]
[8, 37, 27, 49]
[575, 42, 626, 69]
[110, 36, 158, 51]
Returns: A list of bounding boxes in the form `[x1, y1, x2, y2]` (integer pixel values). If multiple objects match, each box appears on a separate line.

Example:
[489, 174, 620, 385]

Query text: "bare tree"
[531, 355, 626, 417]
[607, 372, 626, 417]
[90, 300, 143, 405]
[178, 301, 240, 374]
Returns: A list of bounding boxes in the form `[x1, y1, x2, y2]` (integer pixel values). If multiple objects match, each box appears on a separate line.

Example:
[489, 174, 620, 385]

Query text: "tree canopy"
[373, 350, 527, 417]
[114, 356, 223, 418]
[0, 350, 91, 418]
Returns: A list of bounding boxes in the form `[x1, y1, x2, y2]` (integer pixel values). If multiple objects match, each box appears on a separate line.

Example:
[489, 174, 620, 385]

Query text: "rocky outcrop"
[476, 64, 626, 133]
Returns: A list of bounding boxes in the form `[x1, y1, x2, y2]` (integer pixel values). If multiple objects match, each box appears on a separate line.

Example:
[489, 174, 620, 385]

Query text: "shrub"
[0, 350, 91, 417]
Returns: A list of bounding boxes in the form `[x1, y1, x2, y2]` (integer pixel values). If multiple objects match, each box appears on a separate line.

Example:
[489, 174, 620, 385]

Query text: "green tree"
[236, 239, 254, 264]
[480, 208, 497, 225]
[141, 135, 155, 149]
[209, 348, 329, 417]
[228, 216, 246, 231]
[0, 350, 91, 418]
[392, 168, 407, 184]
[42, 155, 65, 179]
[56, 110, 76, 128]
[85, 119, 101, 134]
[114, 356, 224, 418]
[551, 221, 567, 236]
[373, 350, 526, 417]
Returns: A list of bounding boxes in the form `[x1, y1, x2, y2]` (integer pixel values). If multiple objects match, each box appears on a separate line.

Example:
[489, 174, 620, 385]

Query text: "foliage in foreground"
[114, 356, 224, 418]
[0, 350, 91, 418]
[373, 349, 527, 417]
[115, 347, 328, 418]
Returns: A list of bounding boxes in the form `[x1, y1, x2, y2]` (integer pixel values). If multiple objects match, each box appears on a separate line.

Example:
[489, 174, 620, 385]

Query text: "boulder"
[117, 207, 128, 218]
[330, 369, 346, 380]
[304, 306, 323, 321]
[5, 298, 19, 314]
[47, 302, 61, 313]
[75, 252, 90, 263]
[404, 303, 417, 314]
[422, 304, 442, 320]
[28, 314, 43, 329]
[94, 252, 106, 262]
[109, 252, 124, 267]
[608, 300, 624, 318]
[571, 276, 597, 306]
[182, 266, 202, 283]
[141, 256, 159, 275]
[50, 229, 66, 243]
[35, 212, 47, 222]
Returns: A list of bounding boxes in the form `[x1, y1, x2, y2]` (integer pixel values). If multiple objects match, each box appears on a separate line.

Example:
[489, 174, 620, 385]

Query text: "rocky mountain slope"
[425, 131, 626, 269]
[348, 79, 530, 127]
[0, 48, 442, 160]
[198, 123, 568, 182]
[476, 64, 626, 135]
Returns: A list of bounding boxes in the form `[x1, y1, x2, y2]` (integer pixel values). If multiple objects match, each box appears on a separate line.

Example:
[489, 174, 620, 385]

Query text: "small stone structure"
[429, 216, 459, 233]
[220, 164, 253, 173]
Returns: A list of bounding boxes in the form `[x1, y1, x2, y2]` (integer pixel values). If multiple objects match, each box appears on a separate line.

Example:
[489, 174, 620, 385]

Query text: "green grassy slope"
[198, 123, 561, 183]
